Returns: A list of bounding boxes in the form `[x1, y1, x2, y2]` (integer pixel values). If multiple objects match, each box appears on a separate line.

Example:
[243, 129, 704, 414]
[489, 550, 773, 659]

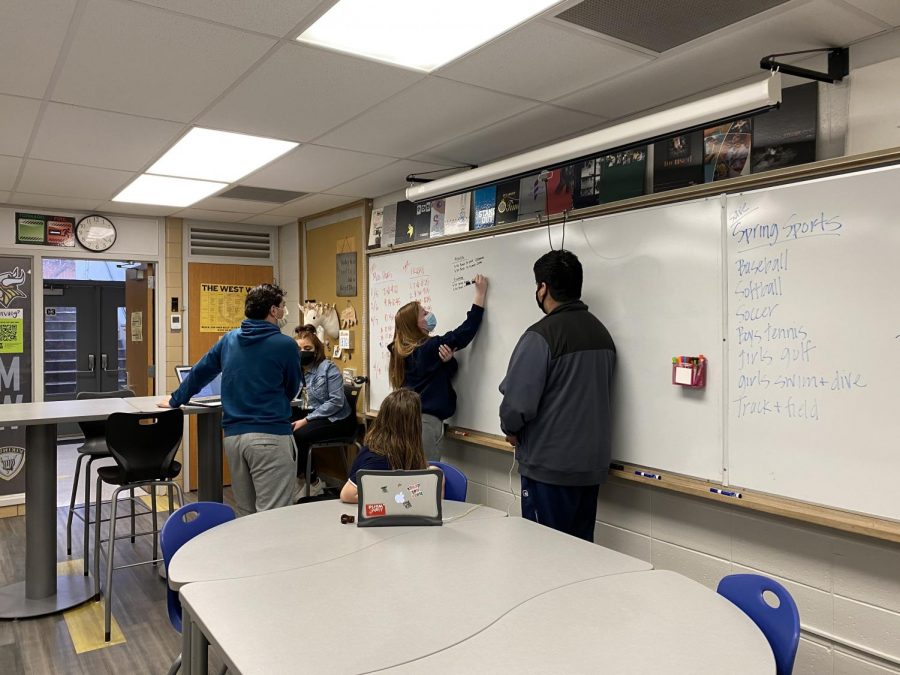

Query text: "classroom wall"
[277, 221, 301, 331]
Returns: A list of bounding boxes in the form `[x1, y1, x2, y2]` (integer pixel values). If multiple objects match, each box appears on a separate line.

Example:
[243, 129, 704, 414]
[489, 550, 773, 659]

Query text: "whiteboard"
[368, 197, 726, 481]
[725, 165, 900, 520]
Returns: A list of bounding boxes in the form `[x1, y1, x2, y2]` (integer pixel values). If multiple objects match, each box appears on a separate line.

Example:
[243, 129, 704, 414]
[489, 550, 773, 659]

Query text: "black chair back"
[76, 389, 136, 441]
[105, 409, 184, 482]
[342, 375, 368, 414]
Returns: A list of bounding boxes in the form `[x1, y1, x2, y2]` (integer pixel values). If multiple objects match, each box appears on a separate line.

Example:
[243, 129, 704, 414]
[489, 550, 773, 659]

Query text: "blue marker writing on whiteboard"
[635, 471, 661, 480]
[709, 487, 742, 498]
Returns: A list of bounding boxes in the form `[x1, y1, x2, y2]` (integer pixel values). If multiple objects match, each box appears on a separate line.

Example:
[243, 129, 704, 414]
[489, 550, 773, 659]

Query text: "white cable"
[507, 453, 518, 517]
[442, 503, 483, 522]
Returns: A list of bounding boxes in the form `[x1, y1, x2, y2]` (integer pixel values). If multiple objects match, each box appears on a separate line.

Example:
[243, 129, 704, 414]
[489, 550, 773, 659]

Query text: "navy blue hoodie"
[169, 320, 301, 437]
[394, 304, 484, 420]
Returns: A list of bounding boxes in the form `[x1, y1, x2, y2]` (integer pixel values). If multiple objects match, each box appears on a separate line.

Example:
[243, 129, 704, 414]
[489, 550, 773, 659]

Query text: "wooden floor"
[0, 491, 233, 674]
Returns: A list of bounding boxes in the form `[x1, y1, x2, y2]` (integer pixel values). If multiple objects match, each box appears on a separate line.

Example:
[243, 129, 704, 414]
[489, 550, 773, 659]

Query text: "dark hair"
[294, 324, 326, 366]
[244, 283, 285, 320]
[533, 250, 582, 302]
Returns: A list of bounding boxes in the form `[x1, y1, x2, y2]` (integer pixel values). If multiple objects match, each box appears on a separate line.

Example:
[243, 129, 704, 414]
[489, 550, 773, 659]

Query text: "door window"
[44, 306, 78, 398]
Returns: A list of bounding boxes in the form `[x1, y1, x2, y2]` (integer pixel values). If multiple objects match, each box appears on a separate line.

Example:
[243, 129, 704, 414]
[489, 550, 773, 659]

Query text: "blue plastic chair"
[429, 461, 467, 502]
[161, 502, 236, 675]
[717, 573, 800, 675]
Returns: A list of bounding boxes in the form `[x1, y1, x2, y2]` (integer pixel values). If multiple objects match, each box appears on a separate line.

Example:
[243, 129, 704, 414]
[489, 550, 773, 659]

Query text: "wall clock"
[75, 215, 117, 252]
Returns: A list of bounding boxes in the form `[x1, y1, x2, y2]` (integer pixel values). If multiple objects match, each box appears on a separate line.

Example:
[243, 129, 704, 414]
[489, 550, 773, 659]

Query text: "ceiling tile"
[0, 192, 9, 205]
[170, 208, 249, 222]
[190, 196, 285, 214]
[130, 0, 325, 37]
[17, 159, 134, 200]
[415, 104, 606, 166]
[265, 194, 357, 218]
[0, 0, 78, 98]
[243, 144, 396, 193]
[9, 192, 102, 211]
[552, 0, 886, 119]
[329, 159, 457, 198]
[842, 0, 900, 26]
[52, 0, 275, 121]
[199, 43, 423, 142]
[0, 95, 41, 156]
[317, 78, 534, 157]
[0, 156, 21, 191]
[241, 214, 296, 226]
[31, 103, 185, 171]
[436, 20, 651, 101]
[95, 201, 177, 216]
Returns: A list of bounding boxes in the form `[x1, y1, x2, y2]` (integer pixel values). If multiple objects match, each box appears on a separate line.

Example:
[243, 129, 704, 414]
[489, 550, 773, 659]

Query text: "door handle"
[75, 354, 96, 375]
[101, 353, 122, 373]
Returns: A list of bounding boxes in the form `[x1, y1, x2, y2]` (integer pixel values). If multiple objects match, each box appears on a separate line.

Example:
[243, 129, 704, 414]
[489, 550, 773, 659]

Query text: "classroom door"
[186, 263, 274, 490]
[123, 263, 155, 396]
[43, 282, 125, 436]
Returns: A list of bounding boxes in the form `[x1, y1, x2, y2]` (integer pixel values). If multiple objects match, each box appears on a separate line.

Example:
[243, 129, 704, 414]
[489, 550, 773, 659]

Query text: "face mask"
[535, 286, 546, 314]
[276, 305, 289, 329]
[424, 312, 437, 332]
[300, 350, 316, 367]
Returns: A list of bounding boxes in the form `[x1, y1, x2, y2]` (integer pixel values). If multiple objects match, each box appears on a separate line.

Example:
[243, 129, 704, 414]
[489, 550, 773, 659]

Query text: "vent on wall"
[189, 227, 272, 259]
[556, 0, 789, 53]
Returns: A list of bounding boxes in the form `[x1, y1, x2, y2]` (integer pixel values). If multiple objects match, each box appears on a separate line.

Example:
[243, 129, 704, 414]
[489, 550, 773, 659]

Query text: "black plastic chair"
[66, 389, 139, 576]
[304, 376, 367, 499]
[93, 408, 186, 642]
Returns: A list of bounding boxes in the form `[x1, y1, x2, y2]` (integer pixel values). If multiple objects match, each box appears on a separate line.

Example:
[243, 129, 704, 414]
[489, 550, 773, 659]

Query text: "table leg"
[196, 410, 223, 503]
[0, 423, 95, 618]
[189, 612, 209, 674]
[181, 609, 193, 675]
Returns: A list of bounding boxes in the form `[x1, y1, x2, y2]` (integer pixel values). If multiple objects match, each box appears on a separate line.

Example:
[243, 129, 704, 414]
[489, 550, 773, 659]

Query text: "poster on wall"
[199, 283, 254, 333]
[0, 257, 32, 497]
[429, 198, 446, 238]
[653, 131, 704, 192]
[46, 216, 76, 247]
[368, 208, 383, 249]
[336, 252, 358, 297]
[472, 186, 496, 230]
[599, 148, 647, 204]
[494, 180, 520, 226]
[443, 193, 471, 235]
[15, 213, 46, 245]
[394, 200, 416, 244]
[413, 202, 431, 241]
[704, 119, 752, 182]
[751, 82, 817, 173]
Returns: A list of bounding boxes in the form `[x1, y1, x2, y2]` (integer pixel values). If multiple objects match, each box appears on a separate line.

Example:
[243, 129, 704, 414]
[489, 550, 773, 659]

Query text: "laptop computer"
[174, 365, 223, 405]
[356, 469, 443, 527]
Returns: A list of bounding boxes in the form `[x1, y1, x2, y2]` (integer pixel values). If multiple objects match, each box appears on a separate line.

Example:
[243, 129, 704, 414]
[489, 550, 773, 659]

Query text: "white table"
[178, 515, 653, 675]
[385, 570, 775, 674]
[169, 499, 506, 589]
[0, 398, 137, 618]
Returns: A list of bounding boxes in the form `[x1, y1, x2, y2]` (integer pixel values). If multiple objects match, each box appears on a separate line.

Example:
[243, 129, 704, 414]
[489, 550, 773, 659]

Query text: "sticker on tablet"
[365, 503, 386, 517]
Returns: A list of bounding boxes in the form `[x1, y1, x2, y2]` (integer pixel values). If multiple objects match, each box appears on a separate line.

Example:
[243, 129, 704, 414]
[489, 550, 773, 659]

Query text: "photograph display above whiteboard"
[725, 165, 900, 521]
[368, 197, 725, 482]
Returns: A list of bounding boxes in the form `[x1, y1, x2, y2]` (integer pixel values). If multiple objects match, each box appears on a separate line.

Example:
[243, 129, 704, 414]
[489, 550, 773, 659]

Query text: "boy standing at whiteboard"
[499, 250, 616, 541]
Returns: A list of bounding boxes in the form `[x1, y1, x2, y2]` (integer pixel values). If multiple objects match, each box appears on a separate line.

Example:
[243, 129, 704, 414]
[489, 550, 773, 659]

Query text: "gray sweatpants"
[422, 414, 445, 462]
[224, 432, 296, 517]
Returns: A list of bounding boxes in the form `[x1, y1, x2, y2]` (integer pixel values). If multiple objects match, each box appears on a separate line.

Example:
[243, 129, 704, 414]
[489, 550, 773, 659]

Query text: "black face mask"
[300, 351, 316, 367]
[535, 285, 546, 314]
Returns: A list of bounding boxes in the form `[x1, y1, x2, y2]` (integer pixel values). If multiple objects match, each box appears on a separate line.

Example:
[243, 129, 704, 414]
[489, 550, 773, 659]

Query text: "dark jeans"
[292, 409, 357, 478]
[520, 476, 600, 542]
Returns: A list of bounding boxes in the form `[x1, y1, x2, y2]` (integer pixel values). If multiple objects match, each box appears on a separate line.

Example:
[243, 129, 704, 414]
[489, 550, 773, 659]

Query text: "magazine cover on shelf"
[518, 173, 546, 220]
[599, 149, 646, 203]
[443, 193, 471, 234]
[546, 166, 575, 214]
[368, 207, 383, 248]
[653, 131, 704, 192]
[381, 203, 397, 246]
[429, 198, 446, 238]
[394, 200, 416, 244]
[704, 119, 752, 182]
[472, 186, 496, 230]
[574, 158, 601, 209]
[494, 179, 520, 225]
[413, 201, 431, 241]
[751, 82, 817, 173]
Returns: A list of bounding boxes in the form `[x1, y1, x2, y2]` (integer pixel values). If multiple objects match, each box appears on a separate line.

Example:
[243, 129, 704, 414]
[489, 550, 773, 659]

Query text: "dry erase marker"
[709, 487, 742, 498]
[635, 470, 661, 480]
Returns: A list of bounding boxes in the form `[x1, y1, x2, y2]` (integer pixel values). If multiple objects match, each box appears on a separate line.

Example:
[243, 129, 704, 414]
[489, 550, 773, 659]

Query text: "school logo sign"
[0, 267, 27, 308]
[0, 446, 25, 481]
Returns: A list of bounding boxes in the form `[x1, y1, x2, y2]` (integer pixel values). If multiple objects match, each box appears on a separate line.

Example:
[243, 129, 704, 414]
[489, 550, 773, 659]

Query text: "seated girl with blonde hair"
[340, 389, 442, 503]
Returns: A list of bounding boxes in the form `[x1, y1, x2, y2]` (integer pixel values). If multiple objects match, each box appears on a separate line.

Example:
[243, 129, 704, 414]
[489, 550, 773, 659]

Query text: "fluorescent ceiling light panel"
[113, 174, 226, 207]
[297, 0, 561, 72]
[407, 74, 783, 202]
[148, 128, 299, 183]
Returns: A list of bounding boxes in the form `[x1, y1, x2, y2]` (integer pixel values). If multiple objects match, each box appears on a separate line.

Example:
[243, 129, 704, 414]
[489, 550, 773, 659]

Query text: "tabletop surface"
[181, 516, 653, 674]
[383, 570, 775, 675]
[169, 499, 508, 588]
[0, 397, 139, 425]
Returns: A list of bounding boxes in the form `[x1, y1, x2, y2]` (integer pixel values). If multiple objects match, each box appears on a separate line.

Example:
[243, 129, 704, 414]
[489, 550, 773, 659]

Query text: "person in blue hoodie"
[164, 283, 301, 517]
[388, 274, 487, 461]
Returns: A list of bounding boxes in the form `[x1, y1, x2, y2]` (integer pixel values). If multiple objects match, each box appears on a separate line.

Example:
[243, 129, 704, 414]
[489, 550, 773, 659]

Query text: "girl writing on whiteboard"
[340, 389, 442, 502]
[388, 274, 488, 460]
[292, 324, 355, 499]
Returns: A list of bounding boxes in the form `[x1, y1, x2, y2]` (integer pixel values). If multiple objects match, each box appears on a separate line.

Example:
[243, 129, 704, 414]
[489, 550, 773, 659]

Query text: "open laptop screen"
[174, 365, 222, 398]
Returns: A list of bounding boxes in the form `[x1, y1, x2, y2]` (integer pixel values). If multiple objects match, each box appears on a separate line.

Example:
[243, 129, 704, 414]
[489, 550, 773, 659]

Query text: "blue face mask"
[424, 312, 437, 333]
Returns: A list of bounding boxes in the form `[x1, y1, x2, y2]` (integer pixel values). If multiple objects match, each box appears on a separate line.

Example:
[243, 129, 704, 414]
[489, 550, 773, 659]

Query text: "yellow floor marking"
[59, 559, 126, 652]
[138, 494, 173, 512]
